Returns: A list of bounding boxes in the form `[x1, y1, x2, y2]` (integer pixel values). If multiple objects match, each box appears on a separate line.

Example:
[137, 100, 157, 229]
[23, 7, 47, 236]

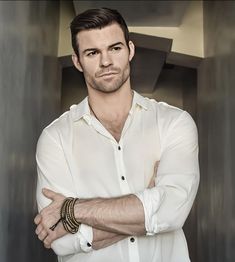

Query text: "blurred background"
[0, 1, 234, 261]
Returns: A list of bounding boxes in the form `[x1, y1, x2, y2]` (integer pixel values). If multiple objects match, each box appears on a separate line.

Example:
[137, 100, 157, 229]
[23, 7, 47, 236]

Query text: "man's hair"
[70, 8, 130, 57]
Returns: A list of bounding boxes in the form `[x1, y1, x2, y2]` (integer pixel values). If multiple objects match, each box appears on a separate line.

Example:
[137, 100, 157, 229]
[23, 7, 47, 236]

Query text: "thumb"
[42, 188, 57, 200]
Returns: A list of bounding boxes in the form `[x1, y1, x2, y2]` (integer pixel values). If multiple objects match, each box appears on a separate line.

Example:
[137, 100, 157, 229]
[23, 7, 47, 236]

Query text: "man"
[34, 7, 199, 262]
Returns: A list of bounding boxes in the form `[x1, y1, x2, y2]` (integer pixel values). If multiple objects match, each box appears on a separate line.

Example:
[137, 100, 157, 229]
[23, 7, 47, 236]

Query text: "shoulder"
[135, 92, 183, 123]
[38, 101, 83, 146]
[43, 110, 71, 138]
[144, 97, 186, 124]
[144, 97, 197, 138]
[42, 95, 88, 135]
[155, 100, 183, 121]
[36, 111, 70, 153]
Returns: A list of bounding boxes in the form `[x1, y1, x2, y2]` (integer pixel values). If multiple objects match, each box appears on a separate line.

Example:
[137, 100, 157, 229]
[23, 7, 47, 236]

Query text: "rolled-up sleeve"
[36, 129, 93, 256]
[135, 111, 199, 235]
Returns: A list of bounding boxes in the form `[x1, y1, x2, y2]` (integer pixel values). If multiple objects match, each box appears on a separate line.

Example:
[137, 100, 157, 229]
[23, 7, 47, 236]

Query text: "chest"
[100, 120, 124, 142]
[72, 117, 161, 198]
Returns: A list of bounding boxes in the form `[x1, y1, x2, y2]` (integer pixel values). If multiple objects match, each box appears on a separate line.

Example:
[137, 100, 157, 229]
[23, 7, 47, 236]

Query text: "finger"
[154, 160, 160, 174]
[42, 188, 57, 200]
[35, 224, 43, 235]
[44, 242, 51, 249]
[44, 235, 53, 249]
[148, 173, 156, 188]
[38, 229, 48, 241]
[34, 214, 42, 225]
[148, 177, 155, 188]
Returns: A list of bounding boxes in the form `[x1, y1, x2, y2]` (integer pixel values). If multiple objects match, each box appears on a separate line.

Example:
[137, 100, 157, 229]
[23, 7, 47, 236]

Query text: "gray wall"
[197, 1, 235, 261]
[0, 1, 60, 261]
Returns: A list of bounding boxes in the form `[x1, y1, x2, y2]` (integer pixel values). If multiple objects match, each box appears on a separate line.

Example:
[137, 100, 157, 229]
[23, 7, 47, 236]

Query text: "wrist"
[50, 197, 81, 234]
[74, 199, 86, 223]
[74, 198, 102, 226]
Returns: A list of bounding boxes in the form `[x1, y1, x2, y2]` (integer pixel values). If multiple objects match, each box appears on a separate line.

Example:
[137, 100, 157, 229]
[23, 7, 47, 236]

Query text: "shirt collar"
[70, 90, 148, 123]
[70, 96, 91, 123]
[131, 90, 148, 112]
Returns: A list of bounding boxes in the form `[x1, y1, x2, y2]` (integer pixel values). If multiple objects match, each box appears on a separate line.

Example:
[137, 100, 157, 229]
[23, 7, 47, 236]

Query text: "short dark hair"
[70, 8, 130, 57]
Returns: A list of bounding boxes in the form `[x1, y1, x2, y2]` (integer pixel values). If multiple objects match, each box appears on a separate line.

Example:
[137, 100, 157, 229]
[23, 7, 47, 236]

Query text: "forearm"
[92, 228, 126, 250]
[74, 194, 146, 236]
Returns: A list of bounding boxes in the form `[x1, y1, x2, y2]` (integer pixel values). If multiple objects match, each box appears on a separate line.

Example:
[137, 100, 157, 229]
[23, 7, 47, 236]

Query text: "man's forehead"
[76, 23, 126, 47]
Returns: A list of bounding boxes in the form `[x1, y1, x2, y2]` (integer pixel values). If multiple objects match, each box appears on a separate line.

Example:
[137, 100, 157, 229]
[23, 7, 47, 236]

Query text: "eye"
[111, 46, 122, 52]
[87, 50, 98, 57]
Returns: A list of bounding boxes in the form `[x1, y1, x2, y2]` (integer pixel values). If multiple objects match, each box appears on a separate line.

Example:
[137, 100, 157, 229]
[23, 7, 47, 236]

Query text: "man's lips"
[98, 72, 118, 77]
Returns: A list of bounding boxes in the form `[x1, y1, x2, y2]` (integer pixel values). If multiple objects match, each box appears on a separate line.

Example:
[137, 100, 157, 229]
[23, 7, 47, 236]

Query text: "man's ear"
[72, 54, 83, 72]
[128, 41, 135, 62]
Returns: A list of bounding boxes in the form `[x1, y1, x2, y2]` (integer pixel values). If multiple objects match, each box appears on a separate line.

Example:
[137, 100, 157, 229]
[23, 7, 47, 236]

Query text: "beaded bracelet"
[50, 197, 80, 234]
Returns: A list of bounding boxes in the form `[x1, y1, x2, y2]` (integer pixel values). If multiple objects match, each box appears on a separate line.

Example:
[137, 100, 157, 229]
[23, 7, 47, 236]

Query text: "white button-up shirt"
[36, 91, 199, 262]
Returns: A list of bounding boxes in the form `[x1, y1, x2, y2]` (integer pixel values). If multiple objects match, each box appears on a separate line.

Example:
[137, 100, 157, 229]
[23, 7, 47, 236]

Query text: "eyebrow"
[82, 42, 125, 54]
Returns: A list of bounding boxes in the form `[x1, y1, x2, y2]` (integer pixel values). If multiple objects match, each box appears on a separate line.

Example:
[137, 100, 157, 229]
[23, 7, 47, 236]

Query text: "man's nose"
[99, 51, 113, 67]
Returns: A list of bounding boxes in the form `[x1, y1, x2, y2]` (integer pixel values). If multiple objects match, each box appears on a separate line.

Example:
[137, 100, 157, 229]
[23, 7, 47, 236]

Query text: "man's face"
[72, 23, 135, 94]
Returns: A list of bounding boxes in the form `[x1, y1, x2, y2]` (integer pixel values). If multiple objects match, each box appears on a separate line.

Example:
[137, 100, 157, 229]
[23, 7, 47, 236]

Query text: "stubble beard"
[85, 64, 131, 94]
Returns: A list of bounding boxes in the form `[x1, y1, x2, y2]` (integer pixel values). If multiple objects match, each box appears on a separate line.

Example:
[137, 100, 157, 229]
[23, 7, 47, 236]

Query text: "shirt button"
[130, 237, 135, 243]
[118, 146, 121, 150]
[121, 176, 125, 180]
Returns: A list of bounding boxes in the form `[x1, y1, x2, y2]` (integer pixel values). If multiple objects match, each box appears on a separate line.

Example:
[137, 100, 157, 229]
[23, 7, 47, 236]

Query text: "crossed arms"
[34, 110, 199, 255]
[34, 165, 156, 250]
[35, 190, 146, 250]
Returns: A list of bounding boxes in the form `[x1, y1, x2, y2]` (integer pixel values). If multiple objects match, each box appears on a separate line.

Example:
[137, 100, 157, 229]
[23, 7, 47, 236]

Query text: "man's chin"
[97, 88, 121, 94]
[93, 84, 122, 94]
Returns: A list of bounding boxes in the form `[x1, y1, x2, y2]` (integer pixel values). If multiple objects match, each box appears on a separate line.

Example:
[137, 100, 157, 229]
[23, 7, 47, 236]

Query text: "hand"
[34, 188, 67, 248]
[148, 160, 159, 188]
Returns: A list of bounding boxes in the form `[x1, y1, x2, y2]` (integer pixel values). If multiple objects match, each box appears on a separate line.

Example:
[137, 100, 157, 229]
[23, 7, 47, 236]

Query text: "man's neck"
[87, 86, 133, 123]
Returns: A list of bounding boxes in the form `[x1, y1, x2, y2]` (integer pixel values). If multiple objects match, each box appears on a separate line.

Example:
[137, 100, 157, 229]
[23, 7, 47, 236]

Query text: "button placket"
[114, 142, 131, 195]
[115, 141, 140, 262]
[128, 236, 140, 262]
[91, 117, 116, 142]
[118, 143, 126, 183]
[130, 237, 135, 243]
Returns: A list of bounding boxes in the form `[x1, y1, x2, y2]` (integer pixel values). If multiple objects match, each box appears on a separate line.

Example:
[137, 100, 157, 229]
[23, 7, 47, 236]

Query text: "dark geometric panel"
[73, 1, 189, 27]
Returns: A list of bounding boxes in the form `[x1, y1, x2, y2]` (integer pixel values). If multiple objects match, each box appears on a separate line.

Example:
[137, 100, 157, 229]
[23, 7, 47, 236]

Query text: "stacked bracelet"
[61, 197, 80, 234]
[50, 197, 80, 234]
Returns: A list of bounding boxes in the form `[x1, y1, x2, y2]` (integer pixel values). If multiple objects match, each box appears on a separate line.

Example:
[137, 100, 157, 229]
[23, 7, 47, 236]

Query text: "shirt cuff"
[78, 224, 93, 252]
[51, 233, 79, 256]
[135, 187, 165, 235]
